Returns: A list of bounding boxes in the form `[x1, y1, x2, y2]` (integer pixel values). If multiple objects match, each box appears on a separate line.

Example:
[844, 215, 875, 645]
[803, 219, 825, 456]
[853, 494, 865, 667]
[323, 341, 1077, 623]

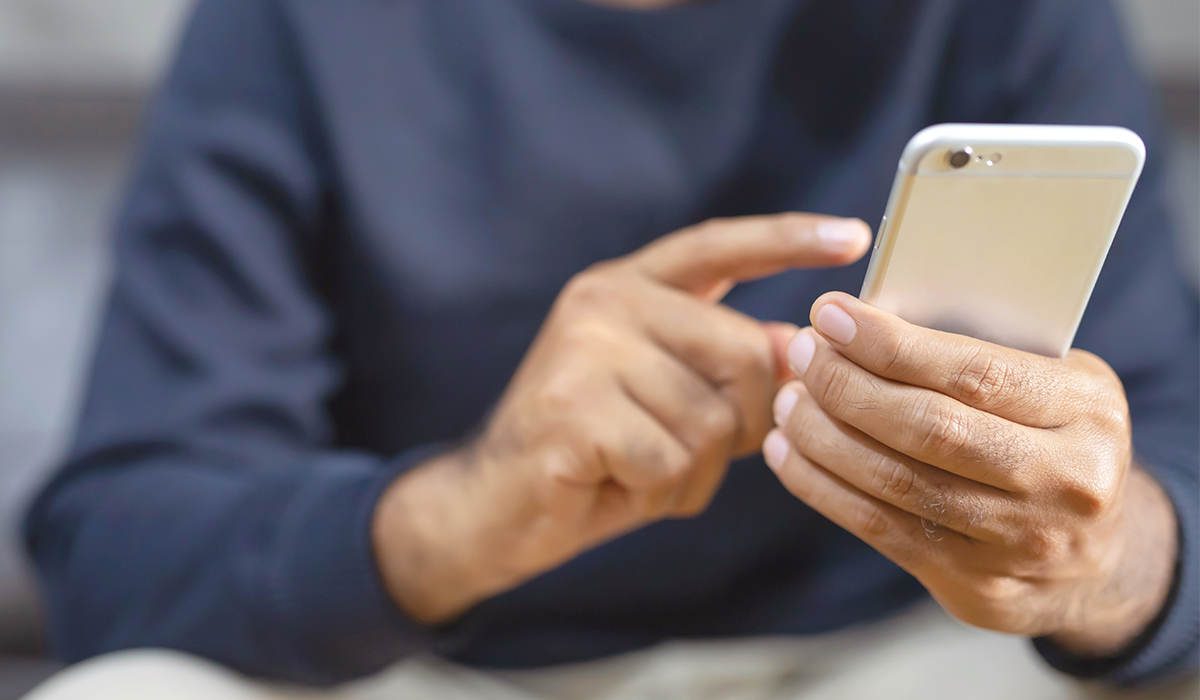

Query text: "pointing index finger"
[633, 214, 871, 301]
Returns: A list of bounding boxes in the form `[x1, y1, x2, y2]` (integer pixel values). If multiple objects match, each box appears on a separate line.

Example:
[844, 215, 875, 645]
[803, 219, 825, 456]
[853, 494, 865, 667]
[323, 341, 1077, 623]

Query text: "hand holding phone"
[763, 124, 1177, 659]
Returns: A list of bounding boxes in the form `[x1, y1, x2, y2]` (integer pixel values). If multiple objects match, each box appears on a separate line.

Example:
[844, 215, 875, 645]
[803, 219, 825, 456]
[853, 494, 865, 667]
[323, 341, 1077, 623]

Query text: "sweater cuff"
[265, 444, 449, 685]
[1033, 466, 1198, 687]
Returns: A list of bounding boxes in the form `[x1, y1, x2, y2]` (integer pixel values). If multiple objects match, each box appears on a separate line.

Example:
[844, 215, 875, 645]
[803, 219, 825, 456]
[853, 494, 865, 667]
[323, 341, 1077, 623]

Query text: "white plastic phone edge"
[896, 123, 1146, 176]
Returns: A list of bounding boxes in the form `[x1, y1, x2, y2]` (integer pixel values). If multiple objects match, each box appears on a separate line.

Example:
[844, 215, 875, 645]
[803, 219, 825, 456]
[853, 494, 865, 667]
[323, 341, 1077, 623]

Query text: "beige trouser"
[23, 602, 1199, 700]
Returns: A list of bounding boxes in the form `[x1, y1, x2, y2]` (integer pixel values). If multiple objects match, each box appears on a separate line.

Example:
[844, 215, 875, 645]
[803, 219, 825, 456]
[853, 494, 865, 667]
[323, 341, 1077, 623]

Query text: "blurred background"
[0, 1, 1195, 697]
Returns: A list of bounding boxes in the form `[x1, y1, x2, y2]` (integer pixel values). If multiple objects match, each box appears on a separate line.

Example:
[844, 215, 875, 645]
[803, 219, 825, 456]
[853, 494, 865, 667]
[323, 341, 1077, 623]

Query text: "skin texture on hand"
[372, 214, 872, 624]
[764, 292, 1179, 657]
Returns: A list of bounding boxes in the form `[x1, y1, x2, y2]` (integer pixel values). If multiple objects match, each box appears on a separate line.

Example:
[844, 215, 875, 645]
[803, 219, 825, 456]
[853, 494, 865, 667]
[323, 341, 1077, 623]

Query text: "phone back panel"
[860, 125, 1144, 358]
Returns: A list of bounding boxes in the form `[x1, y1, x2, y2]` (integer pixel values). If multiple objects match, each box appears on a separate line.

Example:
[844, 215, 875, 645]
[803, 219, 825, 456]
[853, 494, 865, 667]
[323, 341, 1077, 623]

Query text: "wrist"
[1049, 465, 1178, 657]
[372, 445, 524, 624]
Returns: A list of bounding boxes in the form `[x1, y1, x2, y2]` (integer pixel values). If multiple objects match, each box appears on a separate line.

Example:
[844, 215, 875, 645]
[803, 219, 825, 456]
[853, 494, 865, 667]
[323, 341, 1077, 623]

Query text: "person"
[21, 0, 1198, 697]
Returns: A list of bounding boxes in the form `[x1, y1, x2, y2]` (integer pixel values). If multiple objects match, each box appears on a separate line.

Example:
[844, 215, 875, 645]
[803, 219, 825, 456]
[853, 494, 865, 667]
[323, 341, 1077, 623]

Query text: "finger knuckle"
[973, 421, 1036, 487]
[1088, 354, 1125, 393]
[813, 359, 857, 412]
[790, 409, 834, 458]
[854, 502, 892, 539]
[557, 318, 617, 354]
[1097, 404, 1132, 442]
[560, 269, 616, 309]
[1068, 354, 1128, 420]
[877, 332, 915, 377]
[535, 371, 585, 411]
[1004, 462, 1041, 494]
[1083, 389, 1131, 440]
[632, 440, 691, 484]
[681, 218, 726, 256]
[1019, 529, 1070, 567]
[976, 575, 1023, 609]
[697, 401, 739, 443]
[538, 446, 587, 488]
[771, 213, 809, 240]
[870, 461, 920, 506]
[956, 577, 1025, 632]
[1069, 349, 1119, 386]
[953, 349, 1019, 406]
[1060, 468, 1121, 518]
[693, 216, 729, 235]
[913, 397, 972, 460]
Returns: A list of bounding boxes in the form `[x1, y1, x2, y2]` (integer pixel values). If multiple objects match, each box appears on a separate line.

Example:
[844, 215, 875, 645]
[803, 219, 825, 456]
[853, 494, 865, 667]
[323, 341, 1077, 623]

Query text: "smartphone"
[859, 123, 1144, 358]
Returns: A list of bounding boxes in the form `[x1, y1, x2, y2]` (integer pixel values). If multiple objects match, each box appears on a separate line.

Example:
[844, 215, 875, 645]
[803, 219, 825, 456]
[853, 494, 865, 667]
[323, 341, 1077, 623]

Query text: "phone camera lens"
[947, 147, 973, 169]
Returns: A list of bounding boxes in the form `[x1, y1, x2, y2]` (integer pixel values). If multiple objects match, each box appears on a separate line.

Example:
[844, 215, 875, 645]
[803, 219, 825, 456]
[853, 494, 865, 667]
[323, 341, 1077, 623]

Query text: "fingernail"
[774, 386, 799, 426]
[816, 219, 868, 248]
[763, 430, 790, 471]
[788, 331, 816, 376]
[814, 304, 857, 345]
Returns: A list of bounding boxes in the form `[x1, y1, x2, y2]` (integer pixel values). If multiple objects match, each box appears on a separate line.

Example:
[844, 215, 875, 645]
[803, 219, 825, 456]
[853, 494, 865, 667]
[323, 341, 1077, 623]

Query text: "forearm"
[1048, 465, 1178, 657]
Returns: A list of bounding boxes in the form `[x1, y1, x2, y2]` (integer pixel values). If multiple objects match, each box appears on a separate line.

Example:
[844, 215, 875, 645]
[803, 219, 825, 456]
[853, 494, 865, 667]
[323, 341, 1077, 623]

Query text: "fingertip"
[814, 218, 872, 261]
[810, 291, 870, 341]
[814, 217, 870, 245]
[787, 328, 817, 375]
[813, 303, 858, 346]
[773, 381, 804, 426]
[763, 429, 790, 472]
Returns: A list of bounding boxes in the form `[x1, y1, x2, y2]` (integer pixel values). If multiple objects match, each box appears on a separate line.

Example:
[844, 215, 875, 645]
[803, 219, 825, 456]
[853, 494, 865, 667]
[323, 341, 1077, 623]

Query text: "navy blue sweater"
[25, 0, 1199, 687]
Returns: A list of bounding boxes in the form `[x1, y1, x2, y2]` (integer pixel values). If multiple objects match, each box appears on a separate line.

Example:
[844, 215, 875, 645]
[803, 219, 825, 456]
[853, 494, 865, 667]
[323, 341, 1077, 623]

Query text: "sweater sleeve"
[939, 0, 1200, 686]
[23, 0, 444, 684]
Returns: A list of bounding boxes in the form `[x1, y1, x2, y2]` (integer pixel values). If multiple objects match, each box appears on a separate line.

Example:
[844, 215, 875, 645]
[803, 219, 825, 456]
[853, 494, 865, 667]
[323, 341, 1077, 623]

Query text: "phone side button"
[874, 215, 888, 251]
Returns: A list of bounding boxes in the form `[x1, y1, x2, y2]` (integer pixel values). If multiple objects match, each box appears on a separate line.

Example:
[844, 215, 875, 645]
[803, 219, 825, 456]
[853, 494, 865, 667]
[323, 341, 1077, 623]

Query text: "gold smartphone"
[860, 124, 1145, 358]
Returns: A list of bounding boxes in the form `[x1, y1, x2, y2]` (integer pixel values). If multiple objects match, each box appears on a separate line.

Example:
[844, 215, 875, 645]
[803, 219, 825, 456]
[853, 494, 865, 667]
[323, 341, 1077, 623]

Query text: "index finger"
[806, 292, 1088, 428]
[632, 214, 871, 301]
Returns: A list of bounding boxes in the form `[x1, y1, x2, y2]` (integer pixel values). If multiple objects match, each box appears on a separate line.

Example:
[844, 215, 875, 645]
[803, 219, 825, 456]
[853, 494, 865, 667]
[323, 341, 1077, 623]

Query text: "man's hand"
[765, 292, 1178, 656]
[373, 214, 872, 624]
